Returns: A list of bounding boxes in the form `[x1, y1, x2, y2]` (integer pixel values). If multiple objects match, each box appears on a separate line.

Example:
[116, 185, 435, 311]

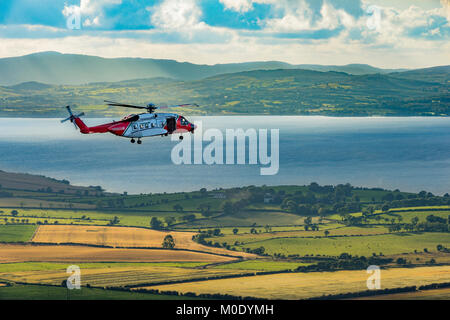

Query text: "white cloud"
[1, 0, 447, 69]
[0, 31, 448, 69]
[219, 0, 277, 13]
[149, 0, 203, 30]
[219, 0, 254, 13]
[62, 0, 122, 28]
[258, 0, 357, 32]
[441, 0, 450, 20]
[357, 3, 448, 48]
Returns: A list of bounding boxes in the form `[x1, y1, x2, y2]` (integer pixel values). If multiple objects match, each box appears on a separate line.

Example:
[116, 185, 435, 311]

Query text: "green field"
[0, 284, 192, 300]
[373, 210, 450, 224]
[213, 260, 312, 272]
[0, 262, 209, 273]
[239, 233, 450, 257]
[0, 208, 188, 227]
[0, 176, 449, 300]
[0, 225, 36, 242]
[212, 225, 390, 249]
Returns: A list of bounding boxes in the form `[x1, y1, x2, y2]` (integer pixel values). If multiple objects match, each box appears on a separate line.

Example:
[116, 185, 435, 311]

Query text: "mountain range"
[0, 51, 409, 86]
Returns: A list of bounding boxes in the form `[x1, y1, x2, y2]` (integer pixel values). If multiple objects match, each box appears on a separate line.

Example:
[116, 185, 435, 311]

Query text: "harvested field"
[0, 265, 250, 287]
[0, 244, 236, 264]
[31, 225, 254, 258]
[148, 266, 450, 300]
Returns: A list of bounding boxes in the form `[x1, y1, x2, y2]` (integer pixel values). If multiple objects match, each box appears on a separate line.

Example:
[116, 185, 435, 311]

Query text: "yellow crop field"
[31, 225, 255, 258]
[0, 265, 250, 287]
[0, 244, 236, 264]
[149, 266, 450, 300]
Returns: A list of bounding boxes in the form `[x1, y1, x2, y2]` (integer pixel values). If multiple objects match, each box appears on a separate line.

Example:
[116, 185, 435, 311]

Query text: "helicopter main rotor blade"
[159, 103, 199, 108]
[104, 100, 147, 109]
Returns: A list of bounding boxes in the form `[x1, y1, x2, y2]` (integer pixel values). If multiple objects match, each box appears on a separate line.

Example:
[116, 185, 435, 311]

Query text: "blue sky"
[0, 0, 448, 68]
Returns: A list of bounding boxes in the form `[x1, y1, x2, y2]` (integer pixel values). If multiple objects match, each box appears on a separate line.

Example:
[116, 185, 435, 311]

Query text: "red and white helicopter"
[61, 100, 197, 144]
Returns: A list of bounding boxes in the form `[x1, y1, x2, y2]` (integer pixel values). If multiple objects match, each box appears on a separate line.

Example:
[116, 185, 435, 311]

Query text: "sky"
[0, 0, 449, 68]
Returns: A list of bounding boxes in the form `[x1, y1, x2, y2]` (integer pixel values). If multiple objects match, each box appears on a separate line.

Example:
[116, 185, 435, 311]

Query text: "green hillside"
[0, 67, 448, 117]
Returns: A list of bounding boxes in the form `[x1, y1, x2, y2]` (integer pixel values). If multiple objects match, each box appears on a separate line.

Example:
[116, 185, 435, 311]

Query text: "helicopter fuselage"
[74, 112, 195, 140]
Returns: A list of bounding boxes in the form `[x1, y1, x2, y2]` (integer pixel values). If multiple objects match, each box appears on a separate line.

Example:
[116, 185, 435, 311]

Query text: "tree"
[150, 217, 163, 230]
[10, 210, 19, 217]
[222, 202, 233, 215]
[173, 204, 183, 213]
[324, 230, 330, 237]
[304, 216, 312, 225]
[165, 216, 176, 226]
[232, 228, 239, 235]
[109, 216, 120, 225]
[162, 235, 175, 249]
[182, 214, 196, 222]
[197, 204, 212, 217]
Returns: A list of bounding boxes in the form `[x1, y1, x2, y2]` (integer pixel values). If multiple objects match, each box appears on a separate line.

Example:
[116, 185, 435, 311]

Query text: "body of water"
[0, 116, 449, 195]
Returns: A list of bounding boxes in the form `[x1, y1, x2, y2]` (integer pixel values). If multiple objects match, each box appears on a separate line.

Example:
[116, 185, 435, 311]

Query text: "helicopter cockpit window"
[180, 117, 189, 126]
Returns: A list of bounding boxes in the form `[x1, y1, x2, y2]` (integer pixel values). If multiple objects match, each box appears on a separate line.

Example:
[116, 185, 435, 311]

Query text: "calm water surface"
[0, 116, 449, 195]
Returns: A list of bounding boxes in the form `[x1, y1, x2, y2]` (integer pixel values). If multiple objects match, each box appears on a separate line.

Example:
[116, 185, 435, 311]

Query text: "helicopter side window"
[140, 124, 145, 130]
[133, 124, 138, 130]
[145, 123, 149, 129]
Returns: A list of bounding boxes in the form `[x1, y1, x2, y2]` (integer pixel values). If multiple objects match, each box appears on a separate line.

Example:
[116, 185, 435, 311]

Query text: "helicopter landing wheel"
[130, 139, 135, 144]
[137, 139, 142, 145]
[179, 135, 184, 140]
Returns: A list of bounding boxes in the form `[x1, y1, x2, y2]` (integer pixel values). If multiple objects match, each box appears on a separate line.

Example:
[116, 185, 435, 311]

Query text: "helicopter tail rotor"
[61, 106, 85, 130]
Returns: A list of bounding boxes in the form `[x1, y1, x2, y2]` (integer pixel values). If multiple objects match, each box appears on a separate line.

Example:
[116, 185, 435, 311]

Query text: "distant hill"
[0, 170, 104, 195]
[389, 66, 450, 84]
[0, 52, 409, 86]
[8, 81, 53, 91]
[297, 63, 407, 75]
[0, 67, 448, 117]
